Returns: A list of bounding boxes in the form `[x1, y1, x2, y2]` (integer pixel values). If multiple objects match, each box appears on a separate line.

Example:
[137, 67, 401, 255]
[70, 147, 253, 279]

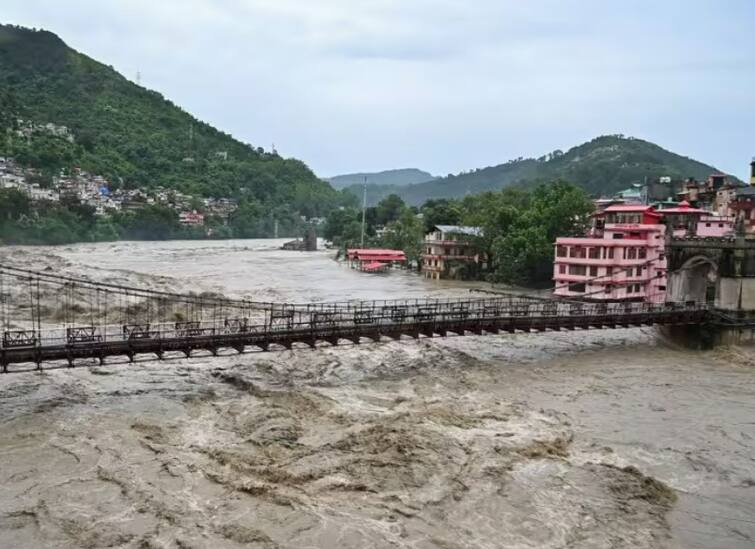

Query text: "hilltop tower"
[750, 157, 755, 186]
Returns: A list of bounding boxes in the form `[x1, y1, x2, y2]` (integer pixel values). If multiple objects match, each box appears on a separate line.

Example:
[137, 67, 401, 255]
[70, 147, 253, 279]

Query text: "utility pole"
[360, 176, 367, 248]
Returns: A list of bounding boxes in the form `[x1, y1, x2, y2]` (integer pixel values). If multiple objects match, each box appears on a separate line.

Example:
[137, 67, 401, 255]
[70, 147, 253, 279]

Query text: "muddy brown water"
[0, 239, 753, 549]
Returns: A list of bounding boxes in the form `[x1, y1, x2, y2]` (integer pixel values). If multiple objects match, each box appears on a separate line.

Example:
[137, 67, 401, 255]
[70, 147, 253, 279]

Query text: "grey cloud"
[3, 0, 755, 180]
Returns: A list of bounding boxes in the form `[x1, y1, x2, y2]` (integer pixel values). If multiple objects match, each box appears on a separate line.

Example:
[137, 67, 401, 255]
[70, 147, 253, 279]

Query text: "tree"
[0, 189, 30, 221]
[381, 209, 425, 268]
[228, 199, 263, 238]
[489, 181, 593, 285]
[375, 194, 405, 226]
[324, 207, 359, 242]
[420, 198, 462, 232]
[119, 205, 180, 240]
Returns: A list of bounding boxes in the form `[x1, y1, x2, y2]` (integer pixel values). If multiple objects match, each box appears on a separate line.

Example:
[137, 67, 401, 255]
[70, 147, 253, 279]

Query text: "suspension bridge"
[0, 263, 720, 373]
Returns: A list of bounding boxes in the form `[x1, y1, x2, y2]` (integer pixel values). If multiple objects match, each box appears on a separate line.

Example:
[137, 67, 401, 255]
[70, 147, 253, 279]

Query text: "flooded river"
[0, 239, 753, 549]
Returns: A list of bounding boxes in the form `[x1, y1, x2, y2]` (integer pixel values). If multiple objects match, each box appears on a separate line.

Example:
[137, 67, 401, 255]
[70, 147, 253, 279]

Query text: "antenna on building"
[360, 177, 367, 248]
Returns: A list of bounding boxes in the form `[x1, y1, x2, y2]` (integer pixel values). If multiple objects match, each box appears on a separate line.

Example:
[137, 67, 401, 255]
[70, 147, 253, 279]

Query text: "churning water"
[0, 239, 753, 548]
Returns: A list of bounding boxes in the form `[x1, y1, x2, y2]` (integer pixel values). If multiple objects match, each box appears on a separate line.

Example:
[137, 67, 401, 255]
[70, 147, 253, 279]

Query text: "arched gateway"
[666, 255, 718, 304]
[667, 234, 755, 344]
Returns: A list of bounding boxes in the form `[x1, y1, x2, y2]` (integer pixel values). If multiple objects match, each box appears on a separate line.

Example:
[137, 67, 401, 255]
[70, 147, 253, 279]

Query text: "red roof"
[362, 261, 387, 271]
[658, 200, 706, 214]
[347, 248, 405, 255]
[603, 204, 655, 212]
[347, 249, 406, 261]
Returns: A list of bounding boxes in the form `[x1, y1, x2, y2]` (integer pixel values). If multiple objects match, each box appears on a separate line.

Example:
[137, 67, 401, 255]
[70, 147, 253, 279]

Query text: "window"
[570, 247, 585, 258]
[607, 267, 613, 276]
[638, 248, 647, 259]
[635, 284, 642, 293]
[627, 248, 637, 260]
[606, 247, 615, 259]
[589, 266, 598, 277]
[568, 265, 587, 276]
[556, 245, 567, 257]
[569, 283, 586, 293]
[612, 233, 624, 239]
[559, 265, 566, 274]
[659, 253, 665, 261]
[658, 285, 666, 291]
[636, 267, 642, 276]
[605, 285, 613, 293]
[706, 223, 711, 227]
[627, 285, 633, 294]
[588, 247, 600, 259]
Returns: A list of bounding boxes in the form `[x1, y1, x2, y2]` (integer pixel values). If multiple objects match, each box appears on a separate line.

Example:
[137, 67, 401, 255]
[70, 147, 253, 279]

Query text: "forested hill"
[351, 136, 735, 206]
[0, 24, 348, 217]
[327, 168, 436, 189]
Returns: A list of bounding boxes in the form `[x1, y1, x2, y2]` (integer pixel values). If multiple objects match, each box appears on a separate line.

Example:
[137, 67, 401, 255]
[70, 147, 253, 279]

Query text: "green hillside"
[327, 168, 436, 190]
[0, 24, 349, 218]
[351, 135, 737, 206]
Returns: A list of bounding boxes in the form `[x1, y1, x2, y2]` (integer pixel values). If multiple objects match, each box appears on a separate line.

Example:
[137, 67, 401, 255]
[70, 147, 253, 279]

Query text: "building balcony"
[424, 239, 475, 247]
[422, 254, 478, 262]
[554, 256, 661, 267]
[555, 237, 658, 247]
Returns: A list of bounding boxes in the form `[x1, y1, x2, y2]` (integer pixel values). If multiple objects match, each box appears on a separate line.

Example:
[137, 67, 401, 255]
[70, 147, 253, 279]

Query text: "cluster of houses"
[14, 119, 75, 143]
[0, 157, 239, 226]
[552, 164, 755, 303]
[412, 161, 755, 307]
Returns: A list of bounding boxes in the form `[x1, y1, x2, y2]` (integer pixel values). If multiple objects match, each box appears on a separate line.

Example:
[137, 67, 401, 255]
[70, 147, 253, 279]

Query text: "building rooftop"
[734, 187, 755, 198]
[657, 200, 706, 214]
[432, 225, 482, 236]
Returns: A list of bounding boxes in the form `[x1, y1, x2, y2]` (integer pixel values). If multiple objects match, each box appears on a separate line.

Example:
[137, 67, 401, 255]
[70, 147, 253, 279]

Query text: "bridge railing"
[0, 300, 708, 350]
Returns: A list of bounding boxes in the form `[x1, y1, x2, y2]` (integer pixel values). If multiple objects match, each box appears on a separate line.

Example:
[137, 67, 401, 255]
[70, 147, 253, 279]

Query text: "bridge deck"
[0, 299, 708, 371]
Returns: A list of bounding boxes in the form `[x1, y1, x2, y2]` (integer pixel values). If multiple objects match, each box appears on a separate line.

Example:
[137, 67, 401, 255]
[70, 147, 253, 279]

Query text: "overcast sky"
[5, 0, 755, 179]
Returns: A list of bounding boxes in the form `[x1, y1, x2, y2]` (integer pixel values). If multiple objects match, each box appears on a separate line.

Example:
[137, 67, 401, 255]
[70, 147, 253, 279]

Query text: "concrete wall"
[715, 326, 755, 345]
[716, 277, 755, 310]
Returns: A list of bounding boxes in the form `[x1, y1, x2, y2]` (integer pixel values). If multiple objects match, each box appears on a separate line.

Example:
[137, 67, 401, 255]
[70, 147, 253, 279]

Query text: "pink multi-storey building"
[553, 203, 733, 302]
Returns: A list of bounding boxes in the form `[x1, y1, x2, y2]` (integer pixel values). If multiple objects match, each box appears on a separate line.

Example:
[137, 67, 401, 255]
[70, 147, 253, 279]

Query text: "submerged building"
[346, 249, 407, 272]
[421, 225, 484, 280]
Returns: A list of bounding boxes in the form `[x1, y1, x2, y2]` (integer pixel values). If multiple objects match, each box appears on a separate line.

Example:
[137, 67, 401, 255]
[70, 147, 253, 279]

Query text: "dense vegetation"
[328, 168, 436, 190]
[349, 135, 734, 206]
[0, 24, 355, 243]
[325, 180, 594, 286]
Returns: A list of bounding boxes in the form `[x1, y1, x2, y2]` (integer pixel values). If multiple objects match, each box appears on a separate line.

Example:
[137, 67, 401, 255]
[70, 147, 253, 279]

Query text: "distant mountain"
[346, 135, 737, 206]
[0, 24, 346, 218]
[327, 168, 436, 190]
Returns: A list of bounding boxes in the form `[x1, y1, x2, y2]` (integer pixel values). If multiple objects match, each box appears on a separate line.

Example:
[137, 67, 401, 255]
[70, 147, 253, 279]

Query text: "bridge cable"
[35, 276, 41, 341]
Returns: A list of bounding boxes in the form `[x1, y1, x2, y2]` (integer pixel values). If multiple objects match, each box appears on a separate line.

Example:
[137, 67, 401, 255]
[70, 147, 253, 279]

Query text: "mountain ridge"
[346, 135, 739, 206]
[326, 168, 436, 190]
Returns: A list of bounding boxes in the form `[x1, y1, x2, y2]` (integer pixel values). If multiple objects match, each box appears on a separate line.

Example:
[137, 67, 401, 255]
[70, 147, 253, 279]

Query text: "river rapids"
[0, 239, 753, 549]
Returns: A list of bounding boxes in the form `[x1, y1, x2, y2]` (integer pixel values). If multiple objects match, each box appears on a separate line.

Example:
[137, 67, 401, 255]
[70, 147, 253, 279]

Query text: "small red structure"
[346, 249, 406, 272]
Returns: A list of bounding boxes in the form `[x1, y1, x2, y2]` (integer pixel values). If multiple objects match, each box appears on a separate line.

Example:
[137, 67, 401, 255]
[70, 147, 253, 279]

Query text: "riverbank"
[0, 240, 753, 548]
